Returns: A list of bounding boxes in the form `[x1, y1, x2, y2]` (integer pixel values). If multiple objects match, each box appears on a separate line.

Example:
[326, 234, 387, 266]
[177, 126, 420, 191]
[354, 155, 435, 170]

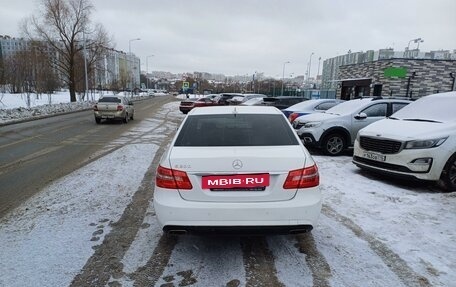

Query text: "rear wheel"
[439, 154, 456, 192]
[130, 113, 134, 120]
[322, 133, 346, 156]
[95, 117, 101, 124]
[123, 113, 129, 123]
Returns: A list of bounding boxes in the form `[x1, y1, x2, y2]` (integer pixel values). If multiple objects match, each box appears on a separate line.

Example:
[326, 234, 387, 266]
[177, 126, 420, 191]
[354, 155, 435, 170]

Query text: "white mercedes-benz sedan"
[153, 105, 322, 235]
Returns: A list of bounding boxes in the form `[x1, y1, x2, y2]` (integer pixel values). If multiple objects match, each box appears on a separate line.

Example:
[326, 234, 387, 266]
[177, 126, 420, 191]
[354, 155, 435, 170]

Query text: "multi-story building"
[0, 35, 29, 58]
[1, 35, 140, 91]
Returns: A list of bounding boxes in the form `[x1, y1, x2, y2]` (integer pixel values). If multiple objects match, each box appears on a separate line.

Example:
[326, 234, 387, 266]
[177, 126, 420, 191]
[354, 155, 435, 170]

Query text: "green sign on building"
[384, 67, 407, 78]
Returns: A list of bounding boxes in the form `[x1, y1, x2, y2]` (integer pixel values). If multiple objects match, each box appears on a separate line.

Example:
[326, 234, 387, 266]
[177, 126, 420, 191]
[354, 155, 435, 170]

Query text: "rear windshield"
[98, 97, 121, 103]
[175, 114, 299, 146]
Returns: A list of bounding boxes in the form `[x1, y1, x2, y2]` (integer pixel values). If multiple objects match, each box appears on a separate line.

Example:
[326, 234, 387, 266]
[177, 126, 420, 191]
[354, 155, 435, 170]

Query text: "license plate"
[202, 173, 270, 189]
[362, 151, 386, 162]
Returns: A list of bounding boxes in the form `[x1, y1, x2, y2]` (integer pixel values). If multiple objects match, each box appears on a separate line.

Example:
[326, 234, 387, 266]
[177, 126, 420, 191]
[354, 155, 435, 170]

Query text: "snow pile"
[0, 101, 95, 124]
[0, 91, 167, 125]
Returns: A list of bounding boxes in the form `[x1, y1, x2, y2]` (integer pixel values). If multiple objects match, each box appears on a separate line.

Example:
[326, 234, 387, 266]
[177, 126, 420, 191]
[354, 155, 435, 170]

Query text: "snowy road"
[0, 101, 455, 287]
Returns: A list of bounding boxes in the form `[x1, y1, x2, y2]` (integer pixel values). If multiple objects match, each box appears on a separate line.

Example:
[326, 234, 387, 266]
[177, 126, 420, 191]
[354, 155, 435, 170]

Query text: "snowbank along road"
[0, 100, 455, 287]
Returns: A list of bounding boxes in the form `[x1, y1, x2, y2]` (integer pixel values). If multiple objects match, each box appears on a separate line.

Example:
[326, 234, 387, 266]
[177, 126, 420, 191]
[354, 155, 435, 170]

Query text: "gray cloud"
[1, 0, 455, 77]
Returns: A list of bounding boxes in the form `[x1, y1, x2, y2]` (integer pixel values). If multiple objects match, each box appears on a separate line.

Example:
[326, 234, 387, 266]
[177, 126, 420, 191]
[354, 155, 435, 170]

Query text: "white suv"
[294, 97, 411, 155]
[154, 105, 321, 235]
[353, 91, 456, 191]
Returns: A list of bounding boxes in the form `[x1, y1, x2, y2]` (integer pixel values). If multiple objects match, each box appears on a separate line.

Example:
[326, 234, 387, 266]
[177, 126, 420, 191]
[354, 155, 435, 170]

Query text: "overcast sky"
[1, 0, 455, 78]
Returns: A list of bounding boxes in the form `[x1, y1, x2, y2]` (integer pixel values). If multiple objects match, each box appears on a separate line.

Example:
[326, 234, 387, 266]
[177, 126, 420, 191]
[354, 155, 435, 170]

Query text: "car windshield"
[324, 98, 372, 115]
[231, 96, 245, 101]
[242, 98, 264, 105]
[392, 94, 456, 123]
[174, 114, 299, 146]
[286, 99, 327, 111]
[98, 97, 121, 103]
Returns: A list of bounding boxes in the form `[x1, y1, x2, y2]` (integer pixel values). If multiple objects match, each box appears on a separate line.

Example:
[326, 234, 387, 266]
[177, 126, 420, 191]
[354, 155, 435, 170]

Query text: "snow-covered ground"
[0, 91, 175, 125]
[0, 100, 454, 287]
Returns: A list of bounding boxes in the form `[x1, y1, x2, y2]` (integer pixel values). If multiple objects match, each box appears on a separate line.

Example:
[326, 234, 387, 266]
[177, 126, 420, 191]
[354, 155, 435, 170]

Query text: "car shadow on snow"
[306, 147, 447, 194]
[354, 169, 444, 193]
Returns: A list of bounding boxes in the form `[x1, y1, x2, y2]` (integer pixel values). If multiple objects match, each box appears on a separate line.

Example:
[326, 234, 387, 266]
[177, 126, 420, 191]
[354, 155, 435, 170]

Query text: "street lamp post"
[307, 52, 314, 86]
[128, 38, 141, 94]
[406, 38, 422, 58]
[281, 61, 290, 97]
[146, 54, 154, 89]
[416, 39, 424, 50]
[317, 57, 322, 91]
[82, 29, 89, 101]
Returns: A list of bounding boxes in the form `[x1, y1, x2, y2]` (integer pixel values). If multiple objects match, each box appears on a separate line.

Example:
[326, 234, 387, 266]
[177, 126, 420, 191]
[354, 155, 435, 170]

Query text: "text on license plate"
[362, 151, 386, 162]
[202, 173, 270, 189]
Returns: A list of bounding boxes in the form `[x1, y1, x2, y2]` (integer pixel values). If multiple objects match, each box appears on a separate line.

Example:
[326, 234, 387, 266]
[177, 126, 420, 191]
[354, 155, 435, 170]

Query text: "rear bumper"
[153, 186, 322, 234]
[163, 225, 313, 235]
[94, 110, 125, 120]
[297, 132, 319, 147]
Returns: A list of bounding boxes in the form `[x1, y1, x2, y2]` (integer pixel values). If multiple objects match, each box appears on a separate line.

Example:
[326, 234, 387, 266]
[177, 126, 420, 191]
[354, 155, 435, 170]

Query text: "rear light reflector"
[117, 105, 123, 111]
[289, 113, 299, 123]
[156, 165, 192, 190]
[283, 164, 319, 189]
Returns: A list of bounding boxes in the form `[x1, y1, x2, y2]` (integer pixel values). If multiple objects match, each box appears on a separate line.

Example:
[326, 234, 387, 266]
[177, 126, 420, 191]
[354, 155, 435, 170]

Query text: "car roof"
[188, 105, 283, 115]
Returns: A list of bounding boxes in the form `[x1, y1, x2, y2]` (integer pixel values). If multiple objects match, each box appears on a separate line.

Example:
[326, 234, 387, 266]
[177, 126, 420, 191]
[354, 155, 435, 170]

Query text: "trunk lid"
[168, 146, 307, 202]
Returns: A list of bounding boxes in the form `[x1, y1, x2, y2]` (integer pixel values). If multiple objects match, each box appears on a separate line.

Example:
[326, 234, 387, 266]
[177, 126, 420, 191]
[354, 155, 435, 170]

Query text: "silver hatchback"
[94, 95, 135, 124]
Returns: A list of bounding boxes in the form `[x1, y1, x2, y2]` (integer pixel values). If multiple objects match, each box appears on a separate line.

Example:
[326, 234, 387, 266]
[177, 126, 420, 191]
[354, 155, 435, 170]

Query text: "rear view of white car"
[353, 91, 456, 191]
[154, 106, 321, 235]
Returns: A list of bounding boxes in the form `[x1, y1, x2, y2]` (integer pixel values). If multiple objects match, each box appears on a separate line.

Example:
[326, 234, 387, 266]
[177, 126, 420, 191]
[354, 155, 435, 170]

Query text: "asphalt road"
[0, 96, 177, 218]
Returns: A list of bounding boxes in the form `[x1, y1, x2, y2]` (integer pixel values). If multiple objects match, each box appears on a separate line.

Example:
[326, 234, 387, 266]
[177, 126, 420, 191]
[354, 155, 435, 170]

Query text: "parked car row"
[293, 97, 412, 155]
[290, 92, 456, 192]
[178, 93, 311, 114]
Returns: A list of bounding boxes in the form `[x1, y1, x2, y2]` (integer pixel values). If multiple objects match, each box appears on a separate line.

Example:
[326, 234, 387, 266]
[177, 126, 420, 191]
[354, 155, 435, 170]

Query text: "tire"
[130, 113, 134, 120]
[123, 113, 129, 123]
[95, 117, 101, 124]
[322, 133, 346, 156]
[439, 154, 456, 192]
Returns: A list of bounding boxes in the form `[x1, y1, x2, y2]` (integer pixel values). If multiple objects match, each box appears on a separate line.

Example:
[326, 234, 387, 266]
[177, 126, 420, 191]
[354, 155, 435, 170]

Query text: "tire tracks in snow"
[322, 204, 432, 287]
[294, 233, 332, 287]
[240, 236, 285, 287]
[70, 109, 179, 286]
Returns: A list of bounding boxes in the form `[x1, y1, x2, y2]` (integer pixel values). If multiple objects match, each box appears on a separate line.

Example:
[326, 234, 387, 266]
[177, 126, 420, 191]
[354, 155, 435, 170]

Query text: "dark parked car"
[261, 96, 309, 110]
[216, 93, 244, 105]
[179, 96, 219, 114]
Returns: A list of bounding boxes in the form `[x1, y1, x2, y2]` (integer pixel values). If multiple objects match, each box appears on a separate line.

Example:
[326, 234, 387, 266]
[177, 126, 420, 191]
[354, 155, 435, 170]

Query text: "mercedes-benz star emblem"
[232, 159, 243, 170]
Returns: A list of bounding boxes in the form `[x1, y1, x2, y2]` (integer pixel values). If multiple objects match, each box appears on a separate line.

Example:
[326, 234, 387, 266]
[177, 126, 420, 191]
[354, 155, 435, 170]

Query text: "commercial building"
[321, 48, 456, 99]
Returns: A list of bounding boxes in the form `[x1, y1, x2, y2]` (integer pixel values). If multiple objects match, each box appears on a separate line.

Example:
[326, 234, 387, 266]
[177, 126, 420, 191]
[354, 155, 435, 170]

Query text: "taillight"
[283, 164, 319, 189]
[289, 113, 299, 123]
[93, 105, 98, 111]
[117, 105, 123, 111]
[156, 165, 192, 190]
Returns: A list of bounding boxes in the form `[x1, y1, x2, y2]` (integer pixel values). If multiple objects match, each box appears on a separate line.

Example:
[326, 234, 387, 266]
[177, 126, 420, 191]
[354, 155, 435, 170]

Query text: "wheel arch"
[438, 151, 456, 191]
[320, 127, 351, 146]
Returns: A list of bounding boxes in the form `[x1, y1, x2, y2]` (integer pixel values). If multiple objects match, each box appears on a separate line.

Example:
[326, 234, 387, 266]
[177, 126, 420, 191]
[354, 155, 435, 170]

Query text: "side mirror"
[354, 112, 367, 120]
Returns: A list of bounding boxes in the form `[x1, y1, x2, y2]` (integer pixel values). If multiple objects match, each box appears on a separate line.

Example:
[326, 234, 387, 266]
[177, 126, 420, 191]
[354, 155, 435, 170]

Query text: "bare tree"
[22, 0, 111, 102]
